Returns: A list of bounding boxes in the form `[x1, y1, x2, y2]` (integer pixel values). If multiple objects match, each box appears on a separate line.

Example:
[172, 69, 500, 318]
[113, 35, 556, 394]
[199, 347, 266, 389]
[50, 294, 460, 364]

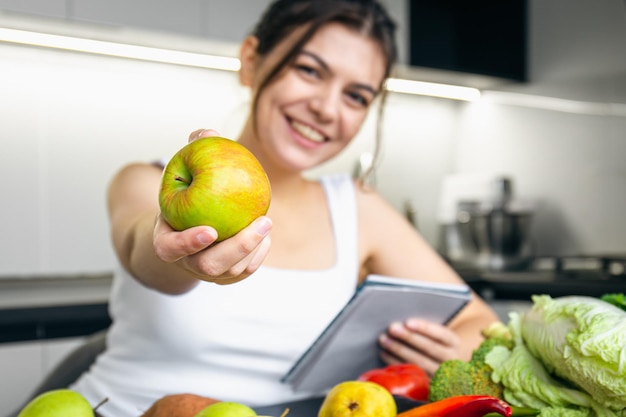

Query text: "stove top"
[456, 255, 626, 301]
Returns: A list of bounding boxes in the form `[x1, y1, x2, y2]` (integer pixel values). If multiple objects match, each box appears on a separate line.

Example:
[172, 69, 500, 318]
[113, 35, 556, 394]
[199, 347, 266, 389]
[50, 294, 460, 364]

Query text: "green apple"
[159, 136, 271, 241]
[18, 389, 94, 417]
[193, 401, 257, 417]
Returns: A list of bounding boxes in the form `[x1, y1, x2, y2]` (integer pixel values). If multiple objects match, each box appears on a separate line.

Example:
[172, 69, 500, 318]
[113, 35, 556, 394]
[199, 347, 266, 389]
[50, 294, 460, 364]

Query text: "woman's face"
[240, 22, 387, 173]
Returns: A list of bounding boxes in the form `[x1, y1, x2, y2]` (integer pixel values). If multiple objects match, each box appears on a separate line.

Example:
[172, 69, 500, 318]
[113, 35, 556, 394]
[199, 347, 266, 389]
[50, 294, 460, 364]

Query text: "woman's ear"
[239, 36, 259, 87]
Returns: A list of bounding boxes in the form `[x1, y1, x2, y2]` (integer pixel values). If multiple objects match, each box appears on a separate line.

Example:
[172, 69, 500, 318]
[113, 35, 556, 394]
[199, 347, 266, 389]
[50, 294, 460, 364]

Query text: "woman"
[71, 0, 499, 415]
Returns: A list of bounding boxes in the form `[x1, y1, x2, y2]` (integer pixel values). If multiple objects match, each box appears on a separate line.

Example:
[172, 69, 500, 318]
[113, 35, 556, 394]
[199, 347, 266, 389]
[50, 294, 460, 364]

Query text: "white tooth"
[292, 120, 325, 143]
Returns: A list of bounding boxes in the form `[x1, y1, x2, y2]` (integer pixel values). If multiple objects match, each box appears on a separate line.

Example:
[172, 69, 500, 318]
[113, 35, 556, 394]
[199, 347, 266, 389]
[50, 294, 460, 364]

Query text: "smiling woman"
[39, 1, 500, 416]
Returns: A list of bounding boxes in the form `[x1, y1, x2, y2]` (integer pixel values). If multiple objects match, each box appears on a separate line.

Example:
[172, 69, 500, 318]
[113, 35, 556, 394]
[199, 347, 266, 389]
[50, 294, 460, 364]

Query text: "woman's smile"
[288, 118, 328, 145]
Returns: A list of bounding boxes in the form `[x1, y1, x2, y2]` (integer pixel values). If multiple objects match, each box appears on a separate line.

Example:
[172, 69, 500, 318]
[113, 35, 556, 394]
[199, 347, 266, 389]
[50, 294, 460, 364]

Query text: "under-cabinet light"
[480, 90, 626, 116]
[385, 78, 482, 101]
[0, 27, 241, 71]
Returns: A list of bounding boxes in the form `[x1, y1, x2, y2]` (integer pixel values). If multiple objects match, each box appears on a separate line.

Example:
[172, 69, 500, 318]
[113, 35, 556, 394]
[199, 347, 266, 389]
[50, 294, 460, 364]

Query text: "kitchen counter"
[0, 274, 112, 343]
[459, 270, 626, 301]
[1, 269, 623, 344]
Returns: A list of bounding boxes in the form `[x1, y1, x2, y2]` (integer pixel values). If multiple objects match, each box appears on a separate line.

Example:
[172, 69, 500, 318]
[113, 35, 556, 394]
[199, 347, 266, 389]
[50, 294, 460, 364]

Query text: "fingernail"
[378, 333, 390, 346]
[254, 217, 272, 236]
[389, 322, 404, 335]
[197, 229, 216, 245]
[406, 318, 423, 330]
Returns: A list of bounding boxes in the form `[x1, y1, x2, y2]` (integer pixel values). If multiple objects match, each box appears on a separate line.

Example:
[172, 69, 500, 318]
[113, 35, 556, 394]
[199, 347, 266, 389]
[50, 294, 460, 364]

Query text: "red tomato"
[358, 363, 430, 402]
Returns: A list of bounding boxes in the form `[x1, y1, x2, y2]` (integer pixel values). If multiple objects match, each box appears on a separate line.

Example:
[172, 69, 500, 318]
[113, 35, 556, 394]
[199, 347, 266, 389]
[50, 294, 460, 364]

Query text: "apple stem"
[93, 397, 109, 411]
[174, 175, 191, 185]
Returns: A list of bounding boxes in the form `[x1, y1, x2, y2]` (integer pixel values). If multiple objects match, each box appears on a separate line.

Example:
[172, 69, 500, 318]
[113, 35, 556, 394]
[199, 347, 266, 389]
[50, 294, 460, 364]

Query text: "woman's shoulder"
[109, 161, 163, 193]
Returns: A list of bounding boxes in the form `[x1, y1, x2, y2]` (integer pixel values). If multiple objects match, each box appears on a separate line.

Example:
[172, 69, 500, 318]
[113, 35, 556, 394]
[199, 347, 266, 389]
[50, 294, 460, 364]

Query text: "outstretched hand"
[152, 128, 272, 286]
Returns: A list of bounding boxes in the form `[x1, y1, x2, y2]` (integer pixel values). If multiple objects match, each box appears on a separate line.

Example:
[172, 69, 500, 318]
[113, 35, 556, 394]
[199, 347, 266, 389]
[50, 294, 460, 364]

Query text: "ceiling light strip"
[480, 90, 626, 116]
[385, 78, 482, 101]
[0, 27, 241, 71]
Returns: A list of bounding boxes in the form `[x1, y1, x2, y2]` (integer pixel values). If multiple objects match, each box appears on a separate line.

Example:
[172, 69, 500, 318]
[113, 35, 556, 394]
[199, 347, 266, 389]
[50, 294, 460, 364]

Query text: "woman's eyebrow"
[300, 50, 379, 96]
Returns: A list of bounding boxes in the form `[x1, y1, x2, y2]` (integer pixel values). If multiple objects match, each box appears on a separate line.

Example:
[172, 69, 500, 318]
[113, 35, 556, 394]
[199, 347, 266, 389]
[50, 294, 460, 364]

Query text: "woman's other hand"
[378, 318, 462, 376]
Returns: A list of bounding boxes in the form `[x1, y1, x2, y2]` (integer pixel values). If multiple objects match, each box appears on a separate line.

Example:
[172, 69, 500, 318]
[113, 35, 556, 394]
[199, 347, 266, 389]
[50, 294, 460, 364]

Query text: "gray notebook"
[281, 274, 471, 392]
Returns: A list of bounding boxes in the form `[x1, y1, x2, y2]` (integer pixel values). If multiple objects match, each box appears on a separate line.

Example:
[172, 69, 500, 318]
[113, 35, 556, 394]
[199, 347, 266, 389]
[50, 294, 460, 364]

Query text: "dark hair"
[250, 0, 398, 182]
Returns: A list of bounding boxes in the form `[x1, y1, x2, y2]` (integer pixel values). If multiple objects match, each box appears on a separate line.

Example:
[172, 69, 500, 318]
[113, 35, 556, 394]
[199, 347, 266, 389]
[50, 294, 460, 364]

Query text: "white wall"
[0, 42, 250, 275]
[0, 0, 625, 277]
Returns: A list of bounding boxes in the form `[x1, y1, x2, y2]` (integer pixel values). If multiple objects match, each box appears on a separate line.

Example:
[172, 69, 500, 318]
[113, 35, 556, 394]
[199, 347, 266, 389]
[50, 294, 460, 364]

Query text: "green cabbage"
[485, 296, 626, 417]
[486, 313, 618, 417]
[521, 295, 626, 410]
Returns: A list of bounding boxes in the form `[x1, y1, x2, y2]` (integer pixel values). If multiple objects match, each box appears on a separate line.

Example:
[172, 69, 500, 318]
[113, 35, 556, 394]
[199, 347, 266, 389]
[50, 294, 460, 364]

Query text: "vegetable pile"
[430, 293, 626, 417]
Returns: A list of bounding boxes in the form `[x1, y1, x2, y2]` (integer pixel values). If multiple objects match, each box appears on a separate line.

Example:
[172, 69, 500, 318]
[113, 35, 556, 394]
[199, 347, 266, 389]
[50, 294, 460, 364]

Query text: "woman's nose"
[309, 87, 340, 122]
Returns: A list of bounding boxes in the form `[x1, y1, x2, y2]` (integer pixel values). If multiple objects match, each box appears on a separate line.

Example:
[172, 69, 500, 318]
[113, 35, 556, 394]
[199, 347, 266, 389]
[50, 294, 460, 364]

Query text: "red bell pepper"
[396, 395, 512, 417]
[358, 363, 430, 402]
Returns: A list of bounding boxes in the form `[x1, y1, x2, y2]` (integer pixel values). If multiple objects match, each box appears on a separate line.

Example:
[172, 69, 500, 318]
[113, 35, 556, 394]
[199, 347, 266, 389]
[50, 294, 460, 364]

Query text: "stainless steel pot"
[441, 200, 535, 271]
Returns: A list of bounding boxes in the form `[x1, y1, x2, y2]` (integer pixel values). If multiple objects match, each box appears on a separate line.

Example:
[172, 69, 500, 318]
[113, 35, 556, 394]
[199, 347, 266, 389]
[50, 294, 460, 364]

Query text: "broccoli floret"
[481, 321, 512, 340]
[469, 361, 504, 399]
[428, 337, 514, 402]
[471, 337, 515, 364]
[428, 359, 475, 402]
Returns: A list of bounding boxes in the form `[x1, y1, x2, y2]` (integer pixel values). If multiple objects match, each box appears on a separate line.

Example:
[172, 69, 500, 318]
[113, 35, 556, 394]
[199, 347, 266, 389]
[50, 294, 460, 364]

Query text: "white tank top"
[71, 174, 360, 417]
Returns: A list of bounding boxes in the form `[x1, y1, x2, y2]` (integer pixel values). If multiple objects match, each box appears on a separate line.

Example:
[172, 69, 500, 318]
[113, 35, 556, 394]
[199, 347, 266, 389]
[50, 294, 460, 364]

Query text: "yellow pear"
[318, 381, 396, 417]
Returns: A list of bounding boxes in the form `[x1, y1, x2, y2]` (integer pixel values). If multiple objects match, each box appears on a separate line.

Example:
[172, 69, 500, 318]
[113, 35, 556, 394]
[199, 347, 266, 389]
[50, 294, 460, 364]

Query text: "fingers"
[154, 215, 272, 284]
[188, 128, 221, 143]
[404, 318, 461, 357]
[153, 215, 218, 263]
[378, 333, 441, 376]
[187, 217, 272, 280]
[378, 319, 461, 376]
[200, 233, 272, 285]
[379, 345, 441, 376]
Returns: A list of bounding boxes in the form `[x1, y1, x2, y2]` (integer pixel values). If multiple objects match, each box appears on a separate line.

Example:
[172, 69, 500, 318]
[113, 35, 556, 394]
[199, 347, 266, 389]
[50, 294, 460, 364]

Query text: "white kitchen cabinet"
[0, 337, 85, 415]
[72, 0, 208, 39]
[0, 0, 407, 62]
[0, 0, 65, 18]
[0, 0, 273, 44]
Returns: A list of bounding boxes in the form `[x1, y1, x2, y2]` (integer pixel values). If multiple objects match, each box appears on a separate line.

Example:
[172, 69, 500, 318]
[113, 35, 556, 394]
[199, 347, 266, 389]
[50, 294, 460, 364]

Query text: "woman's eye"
[347, 91, 369, 107]
[296, 64, 320, 78]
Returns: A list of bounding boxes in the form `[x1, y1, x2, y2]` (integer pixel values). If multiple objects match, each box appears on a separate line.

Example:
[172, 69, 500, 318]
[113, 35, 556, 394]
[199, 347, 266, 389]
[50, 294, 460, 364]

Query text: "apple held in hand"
[18, 389, 94, 417]
[159, 136, 271, 241]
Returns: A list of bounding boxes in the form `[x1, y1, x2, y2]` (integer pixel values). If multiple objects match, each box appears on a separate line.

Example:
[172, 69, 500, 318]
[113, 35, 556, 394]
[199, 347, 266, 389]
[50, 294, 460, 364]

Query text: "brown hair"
[250, 0, 398, 183]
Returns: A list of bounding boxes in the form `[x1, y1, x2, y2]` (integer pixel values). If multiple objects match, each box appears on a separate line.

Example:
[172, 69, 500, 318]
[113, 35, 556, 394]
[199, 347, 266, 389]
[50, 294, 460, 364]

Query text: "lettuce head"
[487, 311, 623, 417]
[520, 295, 626, 410]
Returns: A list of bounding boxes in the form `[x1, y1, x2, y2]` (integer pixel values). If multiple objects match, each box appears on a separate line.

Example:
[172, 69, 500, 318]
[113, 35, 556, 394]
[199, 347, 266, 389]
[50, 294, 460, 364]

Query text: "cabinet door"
[0, 337, 86, 414]
[0, 0, 65, 18]
[0, 341, 43, 414]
